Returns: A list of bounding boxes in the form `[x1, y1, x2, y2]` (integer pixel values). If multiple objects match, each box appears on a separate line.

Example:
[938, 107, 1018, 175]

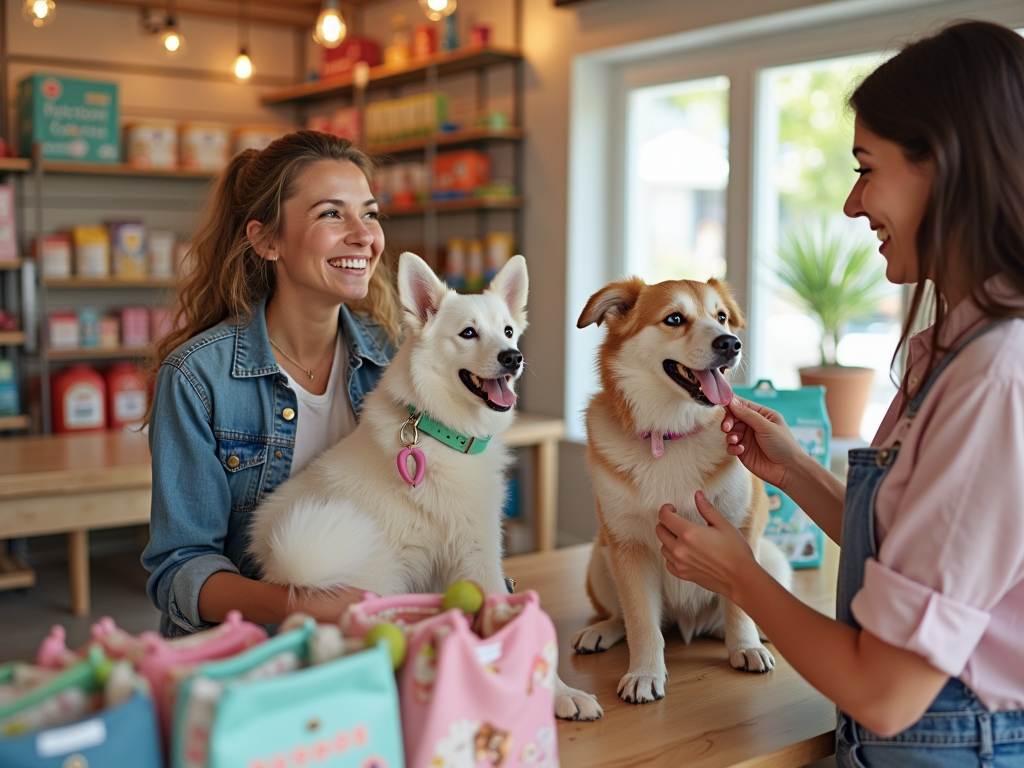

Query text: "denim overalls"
[835, 319, 1024, 767]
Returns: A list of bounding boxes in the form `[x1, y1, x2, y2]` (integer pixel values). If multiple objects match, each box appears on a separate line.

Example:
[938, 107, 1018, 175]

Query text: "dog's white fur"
[248, 252, 602, 721]
[572, 276, 793, 704]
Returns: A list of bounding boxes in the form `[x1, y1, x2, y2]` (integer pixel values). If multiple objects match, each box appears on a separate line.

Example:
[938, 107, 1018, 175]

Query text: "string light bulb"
[233, 49, 254, 82]
[418, 0, 456, 22]
[313, 0, 346, 49]
[22, 0, 56, 27]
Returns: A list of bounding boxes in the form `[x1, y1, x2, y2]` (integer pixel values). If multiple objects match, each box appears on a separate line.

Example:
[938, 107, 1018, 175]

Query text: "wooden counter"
[0, 413, 566, 615]
[503, 542, 839, 768]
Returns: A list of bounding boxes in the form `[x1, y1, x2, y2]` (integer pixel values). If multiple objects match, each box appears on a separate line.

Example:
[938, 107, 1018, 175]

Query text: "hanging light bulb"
[313, 0, 346, 49]
[417, 0, 455, 22]
[160, 16, 186, 55]
[22, 0, 56, 27]
[233, 49, 254, 82]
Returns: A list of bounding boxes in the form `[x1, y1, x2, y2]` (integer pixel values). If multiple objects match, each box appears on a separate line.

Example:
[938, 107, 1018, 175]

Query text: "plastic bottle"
[52, 364, 106, 434]
[105, 361, 147, 431]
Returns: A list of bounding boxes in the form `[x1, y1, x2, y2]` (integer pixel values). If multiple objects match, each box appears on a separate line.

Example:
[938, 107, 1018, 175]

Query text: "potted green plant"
[775, 217, 889, 438]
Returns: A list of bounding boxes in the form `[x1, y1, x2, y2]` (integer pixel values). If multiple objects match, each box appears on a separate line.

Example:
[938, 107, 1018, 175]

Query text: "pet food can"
[72, 225, 110, 278]
[120, 307, 151, 348]
[148, 230, 176, 278]
[98, 315, 119, 348]
[465, 239, 484, 293]
[232, 124, 285, 154]
[484, 232, 513, 283]
[47, 312, 80, 350]
[124, 119, 178, 169]
[52, 363, 106, 433]
[38, 234, 72, 279]
[78, 307, 100, 348]
[445, 238, 466, 291]
[107, 220, 147, 279]
[179, 122, 229, 171]
[105, 361, 147, 430]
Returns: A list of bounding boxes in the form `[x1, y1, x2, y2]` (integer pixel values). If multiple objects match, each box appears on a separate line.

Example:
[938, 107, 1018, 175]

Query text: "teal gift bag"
[731, 380, 831, 569]
[172, 617, 404, 768]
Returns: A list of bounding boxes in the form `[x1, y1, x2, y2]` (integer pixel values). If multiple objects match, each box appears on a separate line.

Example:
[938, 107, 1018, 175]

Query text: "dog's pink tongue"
[484, 377, 518, 408]
[692, 368, 733, 406]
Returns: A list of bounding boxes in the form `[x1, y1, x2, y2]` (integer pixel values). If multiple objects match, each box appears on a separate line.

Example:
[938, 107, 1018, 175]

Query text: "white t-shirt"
[282, 332, 358, 475]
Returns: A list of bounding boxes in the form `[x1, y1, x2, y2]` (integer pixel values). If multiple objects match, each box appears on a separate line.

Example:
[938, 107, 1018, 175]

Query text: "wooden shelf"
[41, 161, 217, 180]
[368, 127, 525, 156]
[0, 414, 30, 431]
[46, 346, 150, 361]
[262, 46, 523, 105]
[0, 551, 35, 592]
[0, 157, 31, 173]
[44, 277, 176, 289]
[0, 258, 23, 270]
[384, 197, 522, 217]
[0, 331, 26, 346]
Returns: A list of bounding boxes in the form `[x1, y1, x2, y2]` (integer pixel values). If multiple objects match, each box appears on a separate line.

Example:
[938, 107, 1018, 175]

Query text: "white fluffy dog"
[248, 251, 602, 721]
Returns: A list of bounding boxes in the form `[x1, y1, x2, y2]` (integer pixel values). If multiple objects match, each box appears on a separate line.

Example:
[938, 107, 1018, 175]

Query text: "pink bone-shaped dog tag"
[397, 447, 426, 486]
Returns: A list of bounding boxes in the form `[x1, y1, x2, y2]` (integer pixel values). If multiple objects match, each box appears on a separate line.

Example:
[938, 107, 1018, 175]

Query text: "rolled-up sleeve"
[142, 361, 239, 633]
[851, 372, 1024, 676]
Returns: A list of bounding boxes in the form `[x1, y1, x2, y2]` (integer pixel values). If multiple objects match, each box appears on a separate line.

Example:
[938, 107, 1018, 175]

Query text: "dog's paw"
[554, 678, 604, 721]
[570, 618, 625, 654]
[616, 670, 666, 704]
[729, 645, 776, 673]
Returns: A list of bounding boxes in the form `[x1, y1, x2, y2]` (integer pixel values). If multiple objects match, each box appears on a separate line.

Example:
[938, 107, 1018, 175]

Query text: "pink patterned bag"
[345, 590, 559, 768]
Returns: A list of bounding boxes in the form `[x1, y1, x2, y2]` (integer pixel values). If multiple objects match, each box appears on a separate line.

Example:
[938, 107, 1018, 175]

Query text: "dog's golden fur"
[573, 276, 792, 704]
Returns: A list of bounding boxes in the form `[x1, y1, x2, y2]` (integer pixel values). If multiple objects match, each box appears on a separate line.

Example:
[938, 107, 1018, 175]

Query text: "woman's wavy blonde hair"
[144, 130, 400, 415]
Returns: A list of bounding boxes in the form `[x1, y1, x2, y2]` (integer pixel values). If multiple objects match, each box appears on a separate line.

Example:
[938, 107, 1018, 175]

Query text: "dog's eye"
[717, 312, 728, 324]
[664, 312, 685, 327]
[459, 328, 477, 339]
[504, 326, 513, 339]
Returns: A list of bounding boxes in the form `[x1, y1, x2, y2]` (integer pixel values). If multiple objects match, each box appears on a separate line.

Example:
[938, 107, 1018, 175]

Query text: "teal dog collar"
[408, 406, 491, 454]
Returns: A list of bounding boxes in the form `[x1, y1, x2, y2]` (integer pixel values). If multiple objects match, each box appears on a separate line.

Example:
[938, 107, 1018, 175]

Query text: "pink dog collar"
[639, 429, 697, 459]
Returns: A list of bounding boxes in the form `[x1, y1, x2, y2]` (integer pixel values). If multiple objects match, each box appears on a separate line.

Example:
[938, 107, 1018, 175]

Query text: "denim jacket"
[142, 297, 395, 636]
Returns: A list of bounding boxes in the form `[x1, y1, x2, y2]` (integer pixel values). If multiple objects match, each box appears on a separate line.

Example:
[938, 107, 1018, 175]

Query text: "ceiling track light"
[23, 0, 57, 28]
[140, 1, 186, 56]
[313, 0, 346, 49]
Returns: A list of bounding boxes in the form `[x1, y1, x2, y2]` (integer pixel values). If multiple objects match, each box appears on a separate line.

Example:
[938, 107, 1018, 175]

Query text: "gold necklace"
[269, 337, 333, 381]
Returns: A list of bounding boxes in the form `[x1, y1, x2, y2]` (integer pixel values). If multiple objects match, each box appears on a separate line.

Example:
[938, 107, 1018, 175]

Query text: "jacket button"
[275, 450, 282, 458]
[283, 408, 295, 421]
[227, 455, 240, 469]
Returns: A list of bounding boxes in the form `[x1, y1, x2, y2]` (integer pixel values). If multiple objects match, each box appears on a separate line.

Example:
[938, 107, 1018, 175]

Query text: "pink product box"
[120, 306, 150, 347]
[150, 306, 172, 342]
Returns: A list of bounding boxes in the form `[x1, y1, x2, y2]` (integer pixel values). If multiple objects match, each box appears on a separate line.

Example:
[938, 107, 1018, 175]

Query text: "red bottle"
[52, 364, 106, 433]
[105, 361, 148, 431]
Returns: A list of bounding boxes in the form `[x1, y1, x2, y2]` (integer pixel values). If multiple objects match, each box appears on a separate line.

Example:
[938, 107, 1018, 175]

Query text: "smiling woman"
[140, 130, 403, 639]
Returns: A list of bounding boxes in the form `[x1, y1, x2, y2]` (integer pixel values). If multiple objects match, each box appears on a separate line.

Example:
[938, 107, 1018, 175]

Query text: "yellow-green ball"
[442, 580, 484, 614]
[364, 622, 407, 669]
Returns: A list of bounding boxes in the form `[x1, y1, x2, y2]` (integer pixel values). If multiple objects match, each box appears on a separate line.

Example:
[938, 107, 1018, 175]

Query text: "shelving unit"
[23, 149, 214, 433]
[0, 159, 32, 433]
[262, 38, 525, 272]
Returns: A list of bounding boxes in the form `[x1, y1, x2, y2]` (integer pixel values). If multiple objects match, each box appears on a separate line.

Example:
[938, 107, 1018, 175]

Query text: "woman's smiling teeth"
[328, 257, 368, 269]
[876, 227, 890, 242]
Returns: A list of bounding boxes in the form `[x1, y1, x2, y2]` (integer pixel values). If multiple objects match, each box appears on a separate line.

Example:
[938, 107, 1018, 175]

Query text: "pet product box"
[433, 150, 490, 200]
[321, 36, 382, 78]
[17, 74, 119, 162]
[731, 380, 831, 569]
[107, 220, 147, 279]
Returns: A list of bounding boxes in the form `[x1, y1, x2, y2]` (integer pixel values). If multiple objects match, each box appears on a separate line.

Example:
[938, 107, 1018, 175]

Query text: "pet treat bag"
[731, 380, 831, 569]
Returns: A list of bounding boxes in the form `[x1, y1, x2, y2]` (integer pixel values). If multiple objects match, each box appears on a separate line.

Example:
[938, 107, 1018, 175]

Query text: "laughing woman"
[142, 130, 400, 637]
[656, 20, 1024, 768]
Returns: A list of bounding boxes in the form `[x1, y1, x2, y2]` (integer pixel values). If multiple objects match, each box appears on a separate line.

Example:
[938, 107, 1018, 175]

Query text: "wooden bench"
[0, 413, 565, 616]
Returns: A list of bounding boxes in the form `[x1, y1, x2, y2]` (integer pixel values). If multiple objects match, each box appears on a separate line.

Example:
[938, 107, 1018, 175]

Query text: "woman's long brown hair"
[849, 20, 1024, 401]
[143, 130, 401, 422]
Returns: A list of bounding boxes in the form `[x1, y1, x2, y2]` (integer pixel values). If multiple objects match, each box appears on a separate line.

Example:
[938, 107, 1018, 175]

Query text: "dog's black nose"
[712, 335, 742, 356]
[498, 349, 523, 371]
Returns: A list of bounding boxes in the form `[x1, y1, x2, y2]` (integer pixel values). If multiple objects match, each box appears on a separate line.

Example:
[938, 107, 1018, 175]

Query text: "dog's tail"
[259, 497, 381, 591]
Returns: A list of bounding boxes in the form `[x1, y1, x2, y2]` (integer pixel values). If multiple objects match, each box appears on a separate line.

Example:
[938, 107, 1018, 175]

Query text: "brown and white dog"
[572, 276, 792, 704]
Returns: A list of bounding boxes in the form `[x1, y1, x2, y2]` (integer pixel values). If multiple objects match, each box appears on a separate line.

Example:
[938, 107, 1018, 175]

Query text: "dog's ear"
[488, 254, 528, 317]
[577, 278, 645, 328]
[398, 251, 448, 325]
[707, 278, 746, 330]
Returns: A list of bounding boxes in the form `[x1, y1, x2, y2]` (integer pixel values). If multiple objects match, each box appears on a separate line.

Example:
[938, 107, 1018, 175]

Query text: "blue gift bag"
[732, 380, 831, 569]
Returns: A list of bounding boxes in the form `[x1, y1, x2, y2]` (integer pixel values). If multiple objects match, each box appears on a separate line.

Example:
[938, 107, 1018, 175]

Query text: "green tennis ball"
[364, 622, 407, 669]
[442, 580, 485, 614]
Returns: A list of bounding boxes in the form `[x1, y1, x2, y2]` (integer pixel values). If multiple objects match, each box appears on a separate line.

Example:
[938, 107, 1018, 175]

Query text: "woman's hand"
[722, 396, 802, 491]
[288, 585, 366, 625]
[655, 492, 761, 602]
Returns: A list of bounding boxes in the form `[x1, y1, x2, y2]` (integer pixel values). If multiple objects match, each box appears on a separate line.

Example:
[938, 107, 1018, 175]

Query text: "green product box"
[732, 379, 831, 569]
[17, 74, 120, 163]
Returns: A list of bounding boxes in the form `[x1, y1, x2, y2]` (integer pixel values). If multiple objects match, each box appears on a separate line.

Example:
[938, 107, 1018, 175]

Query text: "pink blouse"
[850, 277, 1024, 712]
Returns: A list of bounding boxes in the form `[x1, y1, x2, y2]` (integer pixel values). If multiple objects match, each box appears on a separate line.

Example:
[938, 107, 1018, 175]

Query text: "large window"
[625, 77, 729, 283]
